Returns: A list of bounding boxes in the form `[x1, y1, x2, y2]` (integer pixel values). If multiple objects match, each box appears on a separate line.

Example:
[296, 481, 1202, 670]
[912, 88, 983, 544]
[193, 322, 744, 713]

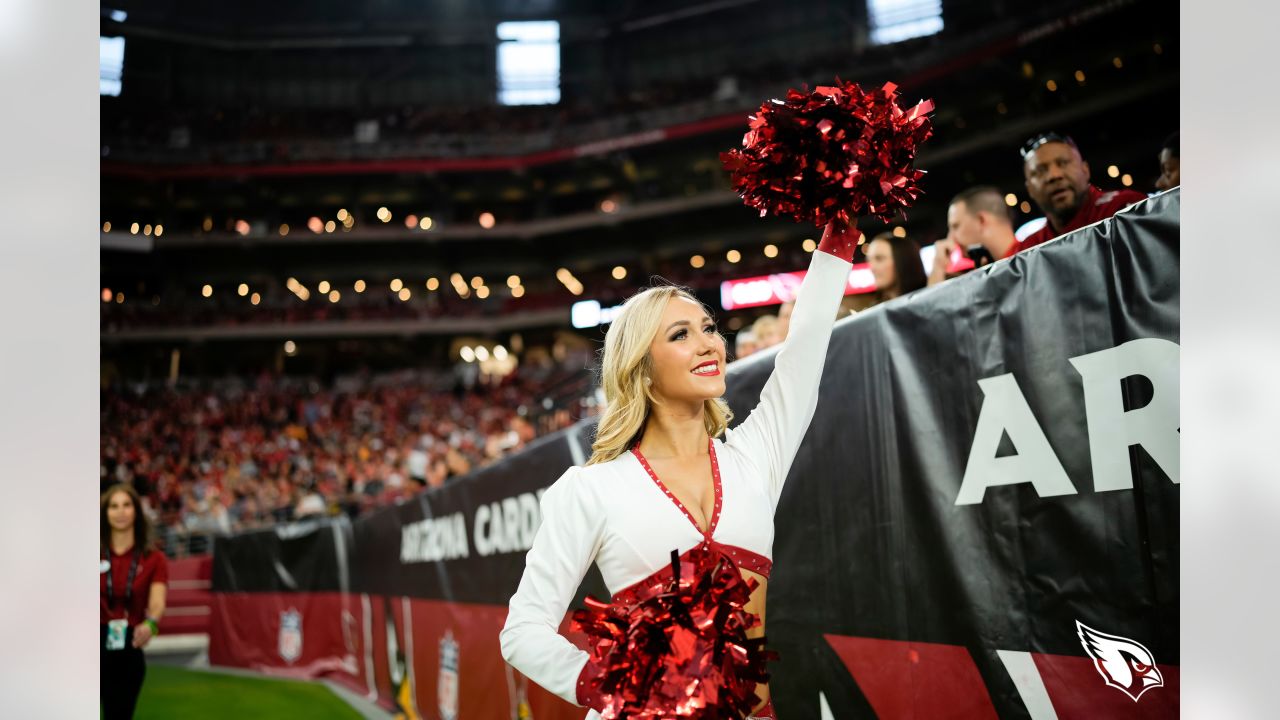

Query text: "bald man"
[1019, 132, 1146, 250]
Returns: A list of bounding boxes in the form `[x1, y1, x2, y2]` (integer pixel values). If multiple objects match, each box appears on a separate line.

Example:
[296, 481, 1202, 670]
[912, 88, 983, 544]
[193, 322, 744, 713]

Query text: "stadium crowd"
[101, 361, 596, 552]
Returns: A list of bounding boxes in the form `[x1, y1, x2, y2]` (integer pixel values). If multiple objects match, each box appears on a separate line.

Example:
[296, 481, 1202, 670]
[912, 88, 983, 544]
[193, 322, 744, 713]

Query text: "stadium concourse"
[100, 0, 1178, 717]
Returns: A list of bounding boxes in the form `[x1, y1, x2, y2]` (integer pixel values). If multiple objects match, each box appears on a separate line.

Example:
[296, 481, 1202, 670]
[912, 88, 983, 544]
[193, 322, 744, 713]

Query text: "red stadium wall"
[209, 592, 585, 719]
[165, 555, 213, 635]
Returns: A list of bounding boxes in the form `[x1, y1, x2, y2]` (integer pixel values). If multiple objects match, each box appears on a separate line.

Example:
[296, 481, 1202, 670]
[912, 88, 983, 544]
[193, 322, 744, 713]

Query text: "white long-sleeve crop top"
[499, 247, 852, 714]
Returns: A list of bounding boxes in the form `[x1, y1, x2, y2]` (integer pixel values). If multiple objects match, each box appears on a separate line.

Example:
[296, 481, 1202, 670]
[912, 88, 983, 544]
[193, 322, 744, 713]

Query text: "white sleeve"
[723, 249, 851, 506]
[499, 466, 603, 706]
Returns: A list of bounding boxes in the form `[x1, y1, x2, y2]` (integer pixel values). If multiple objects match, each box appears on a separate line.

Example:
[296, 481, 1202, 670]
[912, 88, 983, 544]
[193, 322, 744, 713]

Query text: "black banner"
[212, 189, 1179, 718]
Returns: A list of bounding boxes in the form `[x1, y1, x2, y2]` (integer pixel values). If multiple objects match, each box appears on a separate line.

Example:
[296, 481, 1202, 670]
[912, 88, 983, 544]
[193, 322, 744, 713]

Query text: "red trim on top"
[610, 540, 772, 607]
[630, 437, 722, 538]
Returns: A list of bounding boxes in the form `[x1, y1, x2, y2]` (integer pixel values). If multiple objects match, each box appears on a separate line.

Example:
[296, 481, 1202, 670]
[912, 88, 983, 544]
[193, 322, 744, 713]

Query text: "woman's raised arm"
[723, 221, 856, 506]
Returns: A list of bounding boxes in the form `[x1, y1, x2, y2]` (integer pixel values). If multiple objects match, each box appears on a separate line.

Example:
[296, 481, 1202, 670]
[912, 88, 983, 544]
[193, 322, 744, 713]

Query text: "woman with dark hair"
[864, 231, 927, 305]
[100, 483, 169, 720]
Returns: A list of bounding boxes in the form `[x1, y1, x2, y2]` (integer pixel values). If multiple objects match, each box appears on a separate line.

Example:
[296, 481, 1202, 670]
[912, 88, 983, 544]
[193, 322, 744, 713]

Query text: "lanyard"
[105, 550, 141, 618]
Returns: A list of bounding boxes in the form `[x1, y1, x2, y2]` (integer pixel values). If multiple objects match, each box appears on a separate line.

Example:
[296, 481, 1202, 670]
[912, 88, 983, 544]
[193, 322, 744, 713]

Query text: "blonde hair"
[751, 314, 780, 347]
[587, 285, 733, 466]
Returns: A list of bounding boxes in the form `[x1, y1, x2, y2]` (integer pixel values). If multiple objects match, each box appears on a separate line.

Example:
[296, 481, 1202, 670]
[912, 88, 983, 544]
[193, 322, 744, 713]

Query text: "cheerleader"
[501, 222, 858, 719]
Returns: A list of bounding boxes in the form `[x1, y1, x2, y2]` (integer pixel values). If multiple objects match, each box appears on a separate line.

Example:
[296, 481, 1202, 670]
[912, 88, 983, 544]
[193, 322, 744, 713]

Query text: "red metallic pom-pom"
[571, 545, 776, 719]
[721, 80, 934, 226]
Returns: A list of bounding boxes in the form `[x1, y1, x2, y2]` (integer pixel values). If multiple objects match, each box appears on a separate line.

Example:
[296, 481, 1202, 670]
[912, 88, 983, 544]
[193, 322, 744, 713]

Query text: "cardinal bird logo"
[1075, 620, 1164, 701]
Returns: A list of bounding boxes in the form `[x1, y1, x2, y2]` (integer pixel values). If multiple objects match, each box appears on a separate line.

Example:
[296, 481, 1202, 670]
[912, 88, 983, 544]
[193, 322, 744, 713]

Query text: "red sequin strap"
[630, 437, 722, 538]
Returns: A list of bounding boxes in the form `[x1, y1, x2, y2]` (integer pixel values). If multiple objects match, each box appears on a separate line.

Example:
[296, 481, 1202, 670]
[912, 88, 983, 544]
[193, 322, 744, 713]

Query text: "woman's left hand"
[131, 622, 153, 649]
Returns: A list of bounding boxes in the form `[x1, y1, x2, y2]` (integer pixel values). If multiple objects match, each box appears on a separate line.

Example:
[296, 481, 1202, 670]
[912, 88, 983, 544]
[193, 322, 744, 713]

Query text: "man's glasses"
[1020, 132, 1077, 159]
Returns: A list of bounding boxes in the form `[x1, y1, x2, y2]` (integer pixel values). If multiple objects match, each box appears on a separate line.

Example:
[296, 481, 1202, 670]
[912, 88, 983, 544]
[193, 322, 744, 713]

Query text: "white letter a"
[955, 373, 1077, 505]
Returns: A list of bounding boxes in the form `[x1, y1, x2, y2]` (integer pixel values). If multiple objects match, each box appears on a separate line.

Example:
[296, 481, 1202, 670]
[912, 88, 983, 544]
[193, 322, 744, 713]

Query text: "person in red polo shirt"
[101, 483, 169, 720]
[928, 185, 1021, 286]
[1020, 132, 1147, 250]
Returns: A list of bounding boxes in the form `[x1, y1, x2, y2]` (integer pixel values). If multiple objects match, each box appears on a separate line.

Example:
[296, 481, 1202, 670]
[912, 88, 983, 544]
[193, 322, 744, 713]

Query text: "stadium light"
[497, 21, 560, 106]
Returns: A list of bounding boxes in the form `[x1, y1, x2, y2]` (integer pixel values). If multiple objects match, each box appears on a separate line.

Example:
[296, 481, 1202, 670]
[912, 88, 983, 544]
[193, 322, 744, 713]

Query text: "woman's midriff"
[741, 567, 770, 715]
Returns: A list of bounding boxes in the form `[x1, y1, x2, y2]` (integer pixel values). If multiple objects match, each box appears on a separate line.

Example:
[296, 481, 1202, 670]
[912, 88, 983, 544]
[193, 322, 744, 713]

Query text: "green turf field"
[130, 664, 365, 719]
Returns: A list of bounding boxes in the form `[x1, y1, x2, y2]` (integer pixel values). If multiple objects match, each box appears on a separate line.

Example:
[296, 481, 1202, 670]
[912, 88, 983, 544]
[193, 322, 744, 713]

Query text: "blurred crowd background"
[100, 0, 1177, 555]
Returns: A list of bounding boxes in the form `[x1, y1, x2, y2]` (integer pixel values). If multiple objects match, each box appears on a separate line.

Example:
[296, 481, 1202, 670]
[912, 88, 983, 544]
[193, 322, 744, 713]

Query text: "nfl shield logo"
[438, 630, 460, 720]
[279, 609, 303, 664]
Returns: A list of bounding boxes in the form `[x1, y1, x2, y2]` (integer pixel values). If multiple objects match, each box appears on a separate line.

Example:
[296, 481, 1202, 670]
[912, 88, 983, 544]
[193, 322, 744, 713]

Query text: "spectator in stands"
[776, 301, 794, 343]
[752, 314, 782, 350]
[1020, 132, 1147, 249]
[1155, 132, 1179, 191]
[101, 483, 168, 720]
[101, 363, 593, 535]
[866, 232, 927, 304]
[734, 328, 758, 361]
[929, 186, 1021, 285]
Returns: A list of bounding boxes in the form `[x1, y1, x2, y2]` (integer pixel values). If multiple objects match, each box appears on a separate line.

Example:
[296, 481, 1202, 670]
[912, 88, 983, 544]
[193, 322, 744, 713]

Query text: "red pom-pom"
[571, 545, 776, 719]
[721, 80, 934, 225]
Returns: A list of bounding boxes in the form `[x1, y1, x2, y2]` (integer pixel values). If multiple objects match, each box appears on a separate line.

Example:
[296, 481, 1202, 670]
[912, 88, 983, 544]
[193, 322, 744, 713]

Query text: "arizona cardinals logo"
[1075, 620, 1164, 701]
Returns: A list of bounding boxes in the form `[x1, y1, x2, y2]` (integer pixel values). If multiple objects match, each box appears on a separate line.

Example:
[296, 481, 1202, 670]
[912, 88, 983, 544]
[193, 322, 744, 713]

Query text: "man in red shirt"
[1020, 132, 1147, 250]
[928, 185, 1021, 286]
